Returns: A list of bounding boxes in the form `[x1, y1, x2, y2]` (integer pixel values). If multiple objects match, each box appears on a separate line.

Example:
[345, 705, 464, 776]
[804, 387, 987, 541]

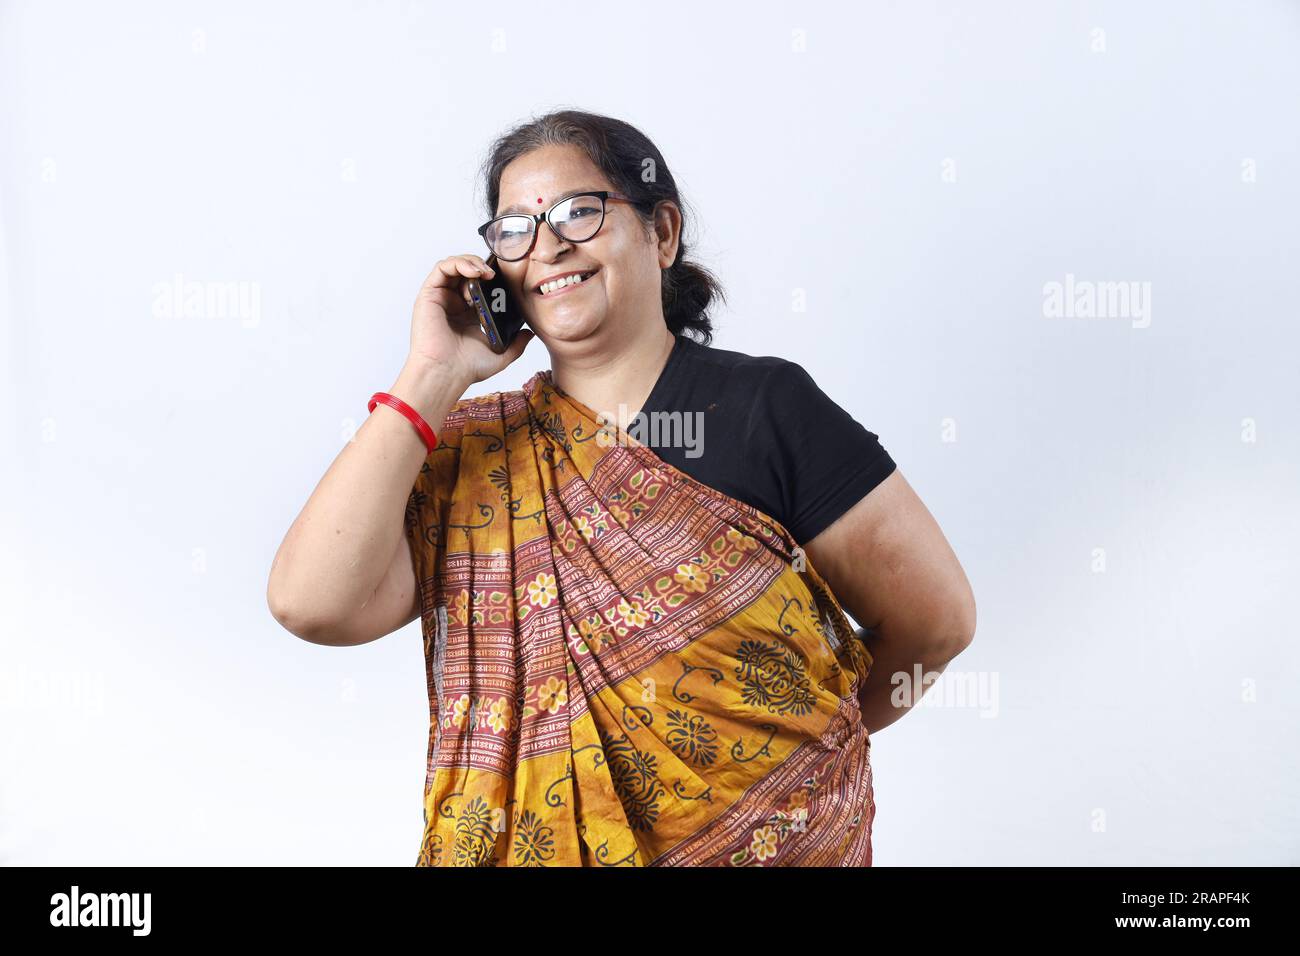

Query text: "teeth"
[539, 272, 591, 295]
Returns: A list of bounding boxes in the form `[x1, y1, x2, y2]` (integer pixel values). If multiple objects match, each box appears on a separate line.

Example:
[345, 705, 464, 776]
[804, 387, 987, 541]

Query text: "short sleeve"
[746, 361, 896, 545]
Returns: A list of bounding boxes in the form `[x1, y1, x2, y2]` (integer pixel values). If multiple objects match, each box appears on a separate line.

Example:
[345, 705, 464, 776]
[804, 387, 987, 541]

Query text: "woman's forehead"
[497, 147, 609, 212]
[496, 187, 607, 217]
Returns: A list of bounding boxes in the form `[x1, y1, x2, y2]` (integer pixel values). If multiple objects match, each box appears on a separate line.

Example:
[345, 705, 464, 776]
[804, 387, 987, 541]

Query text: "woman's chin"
[528, 308, 604, 343]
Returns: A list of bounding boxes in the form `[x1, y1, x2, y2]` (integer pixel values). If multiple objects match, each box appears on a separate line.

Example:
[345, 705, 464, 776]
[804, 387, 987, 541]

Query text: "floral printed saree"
[402, 369, 877, 866]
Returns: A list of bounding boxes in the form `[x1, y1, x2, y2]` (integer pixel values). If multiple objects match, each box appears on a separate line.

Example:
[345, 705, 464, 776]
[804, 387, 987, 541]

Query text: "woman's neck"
[549, 323, 677, 426]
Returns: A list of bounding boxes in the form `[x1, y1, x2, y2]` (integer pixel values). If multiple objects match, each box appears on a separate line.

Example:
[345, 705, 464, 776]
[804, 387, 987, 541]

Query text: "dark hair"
[477, 109, 725, 345]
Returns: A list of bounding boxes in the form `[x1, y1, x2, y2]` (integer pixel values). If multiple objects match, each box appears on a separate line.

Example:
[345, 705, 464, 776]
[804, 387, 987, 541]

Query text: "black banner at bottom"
[2, 865, 1285, 942]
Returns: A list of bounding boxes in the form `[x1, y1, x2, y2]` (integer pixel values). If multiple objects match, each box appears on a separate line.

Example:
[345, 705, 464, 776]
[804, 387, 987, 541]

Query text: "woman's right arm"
[266, 358, 470, 646]
[266, 254, 534, 646]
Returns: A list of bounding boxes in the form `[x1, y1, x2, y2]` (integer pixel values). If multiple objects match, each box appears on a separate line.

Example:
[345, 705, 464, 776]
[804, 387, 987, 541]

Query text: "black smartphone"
[464, 254, 526, 354]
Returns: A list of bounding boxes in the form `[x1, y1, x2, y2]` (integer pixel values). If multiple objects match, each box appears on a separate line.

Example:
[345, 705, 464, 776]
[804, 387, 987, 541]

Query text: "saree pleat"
[403, 370, 876, 866]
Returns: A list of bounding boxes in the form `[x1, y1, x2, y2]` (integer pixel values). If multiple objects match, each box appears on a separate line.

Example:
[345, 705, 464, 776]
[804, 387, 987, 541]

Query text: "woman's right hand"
[408, 253, 535, 386]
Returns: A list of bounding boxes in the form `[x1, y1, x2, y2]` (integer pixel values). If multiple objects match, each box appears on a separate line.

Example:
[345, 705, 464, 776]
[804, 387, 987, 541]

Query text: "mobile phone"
[464, 254, 526, 354]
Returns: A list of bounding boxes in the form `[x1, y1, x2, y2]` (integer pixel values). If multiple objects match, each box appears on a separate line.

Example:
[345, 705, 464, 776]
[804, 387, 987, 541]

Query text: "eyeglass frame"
[476, 190, 641, 262]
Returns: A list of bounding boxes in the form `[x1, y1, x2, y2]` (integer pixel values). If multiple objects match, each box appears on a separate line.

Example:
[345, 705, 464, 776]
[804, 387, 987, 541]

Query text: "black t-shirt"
[626, 334, 897, 545]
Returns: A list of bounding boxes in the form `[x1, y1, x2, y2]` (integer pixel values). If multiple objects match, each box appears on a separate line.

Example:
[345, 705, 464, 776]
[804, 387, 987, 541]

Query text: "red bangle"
[368, 391, 438, 452]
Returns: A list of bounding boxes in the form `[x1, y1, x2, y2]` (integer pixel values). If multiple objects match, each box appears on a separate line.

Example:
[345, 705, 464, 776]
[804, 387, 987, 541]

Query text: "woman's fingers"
[429, 255, 494, 288]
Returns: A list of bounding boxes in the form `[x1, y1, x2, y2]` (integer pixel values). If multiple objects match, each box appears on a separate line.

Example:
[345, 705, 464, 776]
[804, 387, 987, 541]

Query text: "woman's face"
[493, 144, 672, 347]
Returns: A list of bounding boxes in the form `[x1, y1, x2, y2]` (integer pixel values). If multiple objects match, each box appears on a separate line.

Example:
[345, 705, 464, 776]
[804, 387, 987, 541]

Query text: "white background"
[2, 0, 1297, 865]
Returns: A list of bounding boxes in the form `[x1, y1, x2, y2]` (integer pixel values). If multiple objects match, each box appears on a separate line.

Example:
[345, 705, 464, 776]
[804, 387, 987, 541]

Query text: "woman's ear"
[654, 201, 682, 268]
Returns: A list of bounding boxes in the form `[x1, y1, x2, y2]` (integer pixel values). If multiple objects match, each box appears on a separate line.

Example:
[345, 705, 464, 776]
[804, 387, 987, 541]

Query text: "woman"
[267, 110, 976, 866]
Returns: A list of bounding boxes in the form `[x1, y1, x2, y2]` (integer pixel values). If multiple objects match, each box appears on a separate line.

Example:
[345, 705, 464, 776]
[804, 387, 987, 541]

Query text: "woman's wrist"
[388, 358, 472, 432]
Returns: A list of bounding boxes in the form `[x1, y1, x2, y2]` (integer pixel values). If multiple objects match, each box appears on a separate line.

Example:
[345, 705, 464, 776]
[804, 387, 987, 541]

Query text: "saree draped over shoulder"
[402, 370, 877, 867]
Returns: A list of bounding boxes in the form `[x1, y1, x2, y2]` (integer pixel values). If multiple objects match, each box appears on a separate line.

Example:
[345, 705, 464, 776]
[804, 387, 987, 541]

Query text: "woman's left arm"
[802, 468, 976, 735]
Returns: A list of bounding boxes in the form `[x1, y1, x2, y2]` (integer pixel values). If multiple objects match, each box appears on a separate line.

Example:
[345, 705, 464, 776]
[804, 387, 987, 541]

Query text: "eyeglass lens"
[486, 195, 605, 259]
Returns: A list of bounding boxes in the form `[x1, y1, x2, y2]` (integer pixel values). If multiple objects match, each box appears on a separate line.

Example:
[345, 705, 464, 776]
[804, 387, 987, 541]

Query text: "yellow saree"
[402, 369, 876, 866]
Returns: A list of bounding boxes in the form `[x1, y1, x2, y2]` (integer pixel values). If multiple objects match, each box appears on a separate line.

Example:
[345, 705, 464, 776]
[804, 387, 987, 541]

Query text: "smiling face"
[491, 143, 676, 350]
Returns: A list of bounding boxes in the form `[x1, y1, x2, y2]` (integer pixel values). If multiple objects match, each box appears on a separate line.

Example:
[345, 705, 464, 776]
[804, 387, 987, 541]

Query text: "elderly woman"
[267, 110, 976, 867]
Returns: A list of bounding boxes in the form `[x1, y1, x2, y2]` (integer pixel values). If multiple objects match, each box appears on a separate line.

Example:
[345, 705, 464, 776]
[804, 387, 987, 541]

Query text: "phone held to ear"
[464, 254, 527, 354]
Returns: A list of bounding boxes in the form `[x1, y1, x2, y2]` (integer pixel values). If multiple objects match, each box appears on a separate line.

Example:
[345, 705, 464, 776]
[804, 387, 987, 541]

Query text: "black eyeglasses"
[477, 190, 637, 262]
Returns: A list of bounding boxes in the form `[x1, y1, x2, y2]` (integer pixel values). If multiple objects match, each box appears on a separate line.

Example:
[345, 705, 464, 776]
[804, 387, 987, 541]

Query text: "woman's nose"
[531, 220, 571, 260]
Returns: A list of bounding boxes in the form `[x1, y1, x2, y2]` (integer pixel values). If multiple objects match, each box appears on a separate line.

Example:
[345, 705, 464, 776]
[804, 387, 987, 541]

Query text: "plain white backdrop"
[2, 0, 1297, 865]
